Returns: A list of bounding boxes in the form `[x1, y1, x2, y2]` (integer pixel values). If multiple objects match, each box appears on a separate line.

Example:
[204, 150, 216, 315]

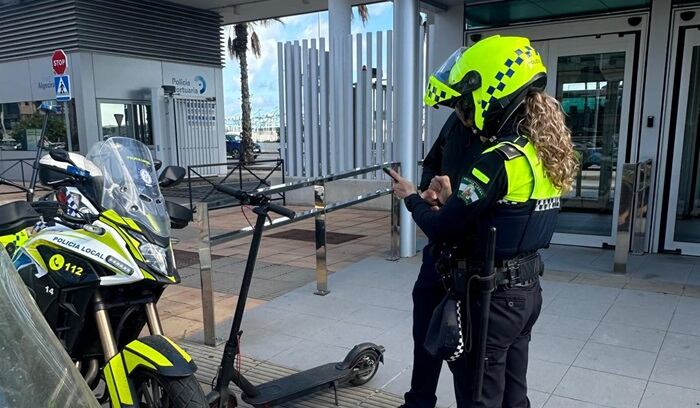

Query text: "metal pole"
[314, 181, 329, 295]
[195, 201, 216, 346]
[394, 0, 419, 257]
[63, 102, 72, 151]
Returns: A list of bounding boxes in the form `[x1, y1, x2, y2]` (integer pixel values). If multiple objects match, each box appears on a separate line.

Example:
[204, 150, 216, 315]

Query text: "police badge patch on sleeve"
[458, 177, 485, 205]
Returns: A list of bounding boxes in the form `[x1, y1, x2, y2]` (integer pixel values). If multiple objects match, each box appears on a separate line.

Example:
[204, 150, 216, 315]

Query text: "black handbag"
[423, 296, 466, 362]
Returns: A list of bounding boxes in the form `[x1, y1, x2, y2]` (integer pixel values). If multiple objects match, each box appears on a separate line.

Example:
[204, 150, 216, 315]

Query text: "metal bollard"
[195, 201, 217, 346]
[314, 181, 329, 296]
[614, 163, 637, 274]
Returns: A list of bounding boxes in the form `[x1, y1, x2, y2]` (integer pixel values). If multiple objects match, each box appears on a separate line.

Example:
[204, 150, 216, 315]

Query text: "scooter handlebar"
[266, 202, 295, 219]
[215, 184, 250, 202]
[214, 185, 295, 219]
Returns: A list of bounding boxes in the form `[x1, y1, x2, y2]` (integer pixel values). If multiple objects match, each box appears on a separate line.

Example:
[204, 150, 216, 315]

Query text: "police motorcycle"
[0, 246, 100, 408]
[0, 137, 207, 407]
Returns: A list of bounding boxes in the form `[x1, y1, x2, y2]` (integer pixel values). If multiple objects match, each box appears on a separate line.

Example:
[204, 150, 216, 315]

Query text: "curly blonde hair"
[519, 91, 578, 193]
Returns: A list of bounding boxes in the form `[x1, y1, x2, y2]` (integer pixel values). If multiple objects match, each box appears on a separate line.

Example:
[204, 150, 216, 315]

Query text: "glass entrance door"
[545, 35, 636, 247]
[664, 29, 700, 255]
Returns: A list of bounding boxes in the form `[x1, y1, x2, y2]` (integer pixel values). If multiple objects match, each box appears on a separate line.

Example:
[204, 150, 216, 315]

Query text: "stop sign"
[51, 49, 67, 75]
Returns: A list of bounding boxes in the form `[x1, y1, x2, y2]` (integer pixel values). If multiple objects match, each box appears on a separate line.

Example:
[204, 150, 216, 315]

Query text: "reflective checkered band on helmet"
[534, 197, 560, 212]
[426, 83, 448, 104]
[481, 45, 540, 118]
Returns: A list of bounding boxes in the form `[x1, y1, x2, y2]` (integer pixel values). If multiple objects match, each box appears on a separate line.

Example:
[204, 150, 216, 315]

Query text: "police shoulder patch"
[458, 177, 485, 205]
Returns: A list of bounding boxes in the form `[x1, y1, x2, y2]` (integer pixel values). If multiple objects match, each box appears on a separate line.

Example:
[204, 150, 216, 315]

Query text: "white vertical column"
[310, 39, 320, 177]
[355, 33, 364, 169]
[319, 39, 329, 175]
[394, 0, 419, 257]
[329, 0, 351, 173]
[375, 31, 384, 177]
[425, 3, 465, 146]
[277, 42, 288, 174]
[644, 0, 673, 252]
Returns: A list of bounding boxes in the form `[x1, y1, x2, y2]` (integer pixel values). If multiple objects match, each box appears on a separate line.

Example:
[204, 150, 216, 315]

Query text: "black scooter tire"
[133, 370, 208, 408]
[348, 349, 380, 387]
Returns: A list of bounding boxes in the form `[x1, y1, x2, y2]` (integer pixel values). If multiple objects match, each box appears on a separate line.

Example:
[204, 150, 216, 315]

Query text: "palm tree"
[227, 5, 369, 162]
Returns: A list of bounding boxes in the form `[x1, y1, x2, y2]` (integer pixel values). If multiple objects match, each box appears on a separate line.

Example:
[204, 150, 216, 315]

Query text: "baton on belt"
[473, 227, 496, 402]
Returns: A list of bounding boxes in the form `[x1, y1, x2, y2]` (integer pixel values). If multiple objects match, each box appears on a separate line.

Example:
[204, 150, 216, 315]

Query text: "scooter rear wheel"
[348, 349, 380, 386]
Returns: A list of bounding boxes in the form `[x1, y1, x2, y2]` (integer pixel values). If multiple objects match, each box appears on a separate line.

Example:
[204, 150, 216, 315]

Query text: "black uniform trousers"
[404, 246, 543, 408]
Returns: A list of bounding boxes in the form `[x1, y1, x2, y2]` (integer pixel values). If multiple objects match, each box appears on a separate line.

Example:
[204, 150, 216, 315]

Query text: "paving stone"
[573, 342, 657, 380]
[554, 367, 646, 408]
[589, 322, 665, 353]
[602, 303, 674, 331]
[639, 381, 700, 408]
[527, 358, 569, 393]
[651, 353, 700, 390]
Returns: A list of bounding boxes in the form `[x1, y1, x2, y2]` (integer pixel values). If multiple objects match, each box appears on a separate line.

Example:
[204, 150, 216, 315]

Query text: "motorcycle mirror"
[153, 159, 163, 171]
[49, 149, 75, 166]
[158, 166, 186, 188]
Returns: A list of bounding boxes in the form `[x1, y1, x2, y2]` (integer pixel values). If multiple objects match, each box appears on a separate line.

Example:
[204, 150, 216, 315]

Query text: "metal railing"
[186, 159, 285, 211]
[194, 162, 400, 346]
[614, 159, 653, 273]
[0, 158, 49, 196]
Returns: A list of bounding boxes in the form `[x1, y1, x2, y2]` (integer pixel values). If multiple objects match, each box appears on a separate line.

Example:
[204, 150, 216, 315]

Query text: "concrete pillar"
[71, 52, 98, 152]
[426, 2, 465, 145]
[329, 0, 351, 172]
[394, 0, 419, 257]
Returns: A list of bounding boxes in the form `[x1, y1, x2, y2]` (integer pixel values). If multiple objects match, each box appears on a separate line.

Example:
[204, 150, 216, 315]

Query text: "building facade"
[0, 0, 226, 173]
[423, 0, 699, 256]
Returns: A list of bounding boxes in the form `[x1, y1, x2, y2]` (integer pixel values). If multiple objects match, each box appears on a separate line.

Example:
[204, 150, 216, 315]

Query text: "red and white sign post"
[51, 49, 72, 151]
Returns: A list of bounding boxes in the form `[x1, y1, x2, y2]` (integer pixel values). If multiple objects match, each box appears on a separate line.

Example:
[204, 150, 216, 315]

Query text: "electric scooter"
[207, 185, 385, 408]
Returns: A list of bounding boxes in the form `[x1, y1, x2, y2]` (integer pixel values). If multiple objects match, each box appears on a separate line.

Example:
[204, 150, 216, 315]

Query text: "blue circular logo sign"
[194, 75, 206, 94]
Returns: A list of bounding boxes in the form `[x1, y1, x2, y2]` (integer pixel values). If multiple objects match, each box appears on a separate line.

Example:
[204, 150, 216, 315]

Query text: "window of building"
[99, 102, 153, 146]
[0, 100, 78, 152]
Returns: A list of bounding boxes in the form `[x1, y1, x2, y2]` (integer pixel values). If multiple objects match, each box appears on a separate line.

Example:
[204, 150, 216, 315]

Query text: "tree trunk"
[235, 23, 254, 162]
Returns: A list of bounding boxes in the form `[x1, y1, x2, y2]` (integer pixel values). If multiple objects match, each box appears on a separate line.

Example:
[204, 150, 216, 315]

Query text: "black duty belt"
[493, 252, 543, 288]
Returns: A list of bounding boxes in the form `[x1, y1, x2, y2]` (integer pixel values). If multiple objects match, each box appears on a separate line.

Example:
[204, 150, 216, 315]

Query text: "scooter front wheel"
[348, 349, 380, 386]
[133, 369, 208, 408]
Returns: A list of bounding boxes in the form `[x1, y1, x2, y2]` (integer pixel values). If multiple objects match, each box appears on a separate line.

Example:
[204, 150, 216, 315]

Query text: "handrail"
[193, 161, 401, 346]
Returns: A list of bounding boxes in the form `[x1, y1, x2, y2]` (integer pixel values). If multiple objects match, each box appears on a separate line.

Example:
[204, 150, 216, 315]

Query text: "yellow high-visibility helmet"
[424, 35, 547, 134]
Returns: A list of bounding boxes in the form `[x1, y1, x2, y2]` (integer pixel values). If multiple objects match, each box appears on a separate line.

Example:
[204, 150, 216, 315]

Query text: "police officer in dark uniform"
[390, 35, 577, 407]
[402, 110, 483, 408]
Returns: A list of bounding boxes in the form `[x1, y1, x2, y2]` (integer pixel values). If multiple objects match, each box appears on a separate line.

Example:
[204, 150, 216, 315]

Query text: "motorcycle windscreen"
[87, 137, 170, 238]
[0, 249, 99, 408]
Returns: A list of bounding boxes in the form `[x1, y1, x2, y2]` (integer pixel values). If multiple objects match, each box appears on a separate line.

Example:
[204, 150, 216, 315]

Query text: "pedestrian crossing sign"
[54, 75, 71, 102]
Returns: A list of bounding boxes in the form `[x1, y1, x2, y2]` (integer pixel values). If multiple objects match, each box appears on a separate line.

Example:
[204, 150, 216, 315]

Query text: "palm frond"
[250, 31, 261, 57]
[357, 5, 369, 25]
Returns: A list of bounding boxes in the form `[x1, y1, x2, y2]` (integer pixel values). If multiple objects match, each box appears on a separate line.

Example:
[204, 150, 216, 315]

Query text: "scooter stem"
[214, 206, 269, 399]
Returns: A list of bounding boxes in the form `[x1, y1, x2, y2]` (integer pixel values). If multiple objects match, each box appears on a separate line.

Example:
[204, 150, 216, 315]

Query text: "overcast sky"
[221, 1, 393, 118]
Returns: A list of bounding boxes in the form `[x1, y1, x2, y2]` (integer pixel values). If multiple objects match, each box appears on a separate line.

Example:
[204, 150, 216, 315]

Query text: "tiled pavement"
[180, 256, 700, 408]
[154, 205, 700, 408]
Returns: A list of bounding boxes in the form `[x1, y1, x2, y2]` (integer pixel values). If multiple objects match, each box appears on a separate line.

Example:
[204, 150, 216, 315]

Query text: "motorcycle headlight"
[140, 243, 169, 275]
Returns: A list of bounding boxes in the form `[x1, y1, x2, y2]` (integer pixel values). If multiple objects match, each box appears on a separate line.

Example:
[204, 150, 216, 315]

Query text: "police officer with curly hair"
[390, 35, 578, 407]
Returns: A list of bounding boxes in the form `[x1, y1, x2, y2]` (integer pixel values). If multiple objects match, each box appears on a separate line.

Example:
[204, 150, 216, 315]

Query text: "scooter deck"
[241, 362, 349, 407]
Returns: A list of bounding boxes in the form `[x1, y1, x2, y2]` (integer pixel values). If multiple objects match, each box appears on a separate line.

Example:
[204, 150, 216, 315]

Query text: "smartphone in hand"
[383, 167, 399, 182]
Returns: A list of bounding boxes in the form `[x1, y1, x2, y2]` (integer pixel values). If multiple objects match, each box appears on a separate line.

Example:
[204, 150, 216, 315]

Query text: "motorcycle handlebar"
[214, 185, 295, 219]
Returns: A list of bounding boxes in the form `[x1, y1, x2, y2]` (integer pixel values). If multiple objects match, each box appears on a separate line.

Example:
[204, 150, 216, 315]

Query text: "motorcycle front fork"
[93, 290, 164, 360]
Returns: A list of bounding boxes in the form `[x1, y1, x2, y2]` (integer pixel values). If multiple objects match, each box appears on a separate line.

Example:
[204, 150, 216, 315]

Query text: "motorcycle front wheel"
[132, 369, 207, 408]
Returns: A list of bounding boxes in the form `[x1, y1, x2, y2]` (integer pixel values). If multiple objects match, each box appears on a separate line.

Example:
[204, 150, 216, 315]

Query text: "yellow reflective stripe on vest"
[482, 139, 560, 202]
[503, 157, 533, 202]
[471, 168, 490, 184]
